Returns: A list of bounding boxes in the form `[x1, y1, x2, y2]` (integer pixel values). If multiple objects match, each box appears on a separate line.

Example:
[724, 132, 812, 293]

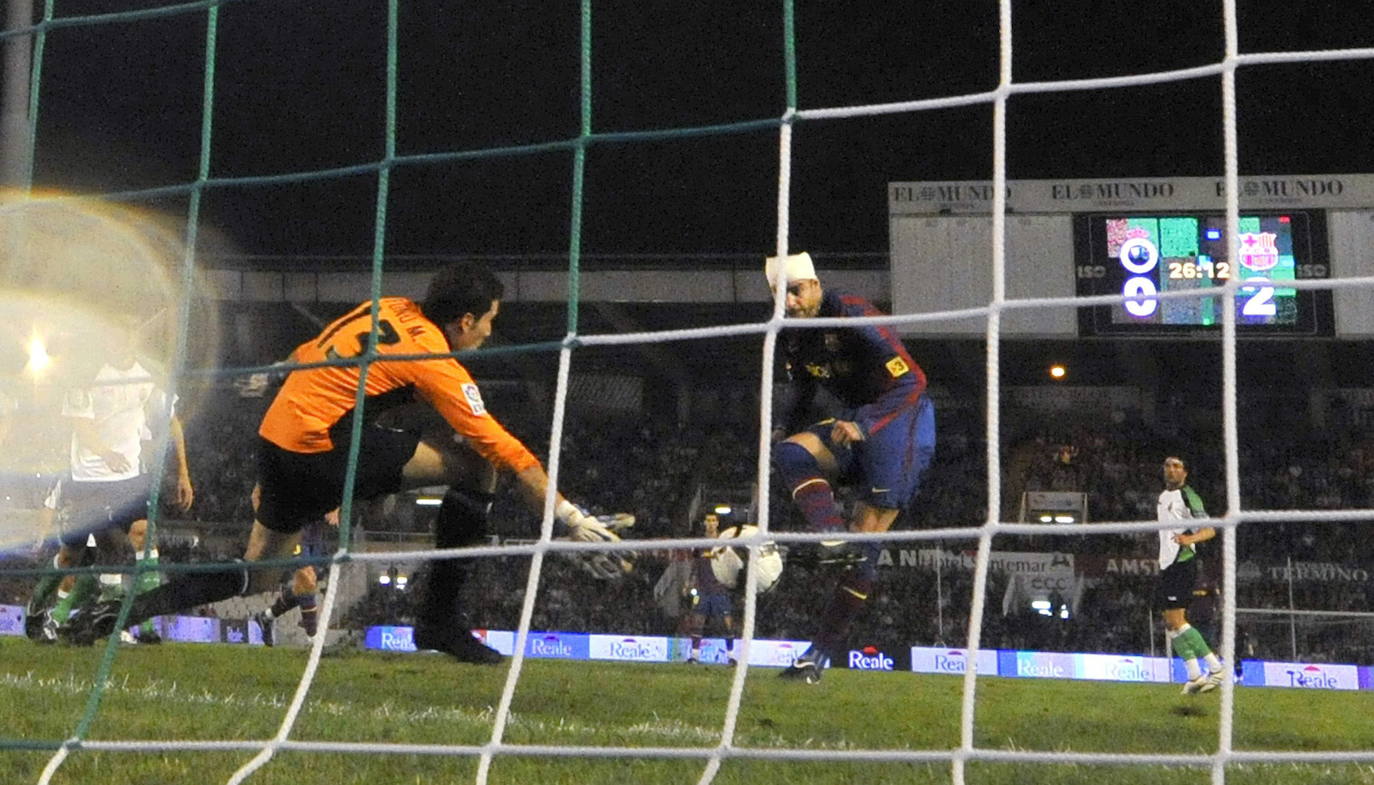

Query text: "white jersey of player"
[1156, 485, 1208, 569]
[63, 360, 167, 482]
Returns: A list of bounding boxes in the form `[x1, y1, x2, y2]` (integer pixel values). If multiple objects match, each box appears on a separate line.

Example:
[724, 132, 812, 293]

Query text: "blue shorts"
[803, 396, 936, 510]
[58, 476, 151, 548]
[292, 520, 328, 576]
[692, 591, 733, 620]
[298, 520, 327, 559]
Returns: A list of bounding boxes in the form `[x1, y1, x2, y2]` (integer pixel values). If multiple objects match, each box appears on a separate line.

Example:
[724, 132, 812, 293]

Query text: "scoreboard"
[888, 175, 1374, 338]
[1074, 211, 1332, 336]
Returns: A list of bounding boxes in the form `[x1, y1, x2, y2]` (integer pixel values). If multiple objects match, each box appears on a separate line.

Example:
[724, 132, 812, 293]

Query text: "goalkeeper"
[767, 253, 936, 684]
[64, 262, 632, 663]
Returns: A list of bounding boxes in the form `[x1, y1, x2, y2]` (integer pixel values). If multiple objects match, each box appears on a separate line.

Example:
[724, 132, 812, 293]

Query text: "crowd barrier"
[1, 604, 1364, 691]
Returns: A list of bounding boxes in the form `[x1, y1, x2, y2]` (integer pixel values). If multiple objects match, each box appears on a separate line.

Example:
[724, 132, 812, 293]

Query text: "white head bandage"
[764, 252, 817, 286]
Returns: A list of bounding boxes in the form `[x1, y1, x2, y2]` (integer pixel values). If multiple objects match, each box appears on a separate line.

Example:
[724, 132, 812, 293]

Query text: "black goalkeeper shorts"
[255, 425, 420, 534]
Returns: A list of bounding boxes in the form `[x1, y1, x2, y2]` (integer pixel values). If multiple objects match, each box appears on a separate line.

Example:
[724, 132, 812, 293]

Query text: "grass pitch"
[2, 637, 1373, 785]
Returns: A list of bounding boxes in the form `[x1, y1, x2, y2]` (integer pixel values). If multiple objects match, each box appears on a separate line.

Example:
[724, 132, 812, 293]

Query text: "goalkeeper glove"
[556, 501, 635, 579]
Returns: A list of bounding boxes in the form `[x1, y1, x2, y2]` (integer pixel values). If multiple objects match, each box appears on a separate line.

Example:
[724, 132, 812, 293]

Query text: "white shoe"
[779, 648, 830, 684]
[1180, 675, 1206, 695]
[1198, 669, 1225, 693]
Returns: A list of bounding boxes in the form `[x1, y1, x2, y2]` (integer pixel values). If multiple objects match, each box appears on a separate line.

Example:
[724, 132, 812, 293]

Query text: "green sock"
[135, 555, 161, 593]
[50, 576, 97, 624]
[29, 561, 62, 612]
[49, 590, 72, 623]
[74, 573, 102, 608]
[136, 556, 161, 635]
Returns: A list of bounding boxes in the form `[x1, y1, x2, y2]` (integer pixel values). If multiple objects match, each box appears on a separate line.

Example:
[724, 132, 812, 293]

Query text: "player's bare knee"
[294, 567, 318, 595]
[128, 519, 148, 550]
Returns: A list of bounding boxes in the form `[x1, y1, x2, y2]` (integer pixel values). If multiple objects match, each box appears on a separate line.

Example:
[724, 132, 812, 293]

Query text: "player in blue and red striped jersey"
[684, 514, 737, 665]
[767, 252, 936, 684]
[251, 499, 330, 647]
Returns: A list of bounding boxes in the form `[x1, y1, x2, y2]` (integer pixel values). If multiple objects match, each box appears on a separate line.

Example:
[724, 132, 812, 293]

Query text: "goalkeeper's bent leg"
[418, 488, 493, 628]
[772, 441, 844, 534]
[63, 563, 250, 645]
[123, 565, 250, 629]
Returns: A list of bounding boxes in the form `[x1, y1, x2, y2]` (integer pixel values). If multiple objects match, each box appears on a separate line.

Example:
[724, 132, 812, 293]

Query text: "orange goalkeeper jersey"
[258, 297, 540, 474]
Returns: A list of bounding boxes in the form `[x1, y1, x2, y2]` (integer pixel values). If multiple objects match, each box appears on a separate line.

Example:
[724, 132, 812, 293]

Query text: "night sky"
[20, 1, 1374, 257]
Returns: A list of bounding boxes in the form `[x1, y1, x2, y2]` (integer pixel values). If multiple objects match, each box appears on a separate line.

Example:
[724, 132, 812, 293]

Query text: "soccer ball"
[709, 525, 784, 593]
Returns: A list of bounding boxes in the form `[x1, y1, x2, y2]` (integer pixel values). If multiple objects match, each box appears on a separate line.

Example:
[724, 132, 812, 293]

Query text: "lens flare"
[23, 329, 50, 377]
[0, 190, 221, 552]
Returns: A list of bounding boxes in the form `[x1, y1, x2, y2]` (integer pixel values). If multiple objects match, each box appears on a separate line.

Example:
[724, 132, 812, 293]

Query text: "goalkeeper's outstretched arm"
[510, 463, 636, 579]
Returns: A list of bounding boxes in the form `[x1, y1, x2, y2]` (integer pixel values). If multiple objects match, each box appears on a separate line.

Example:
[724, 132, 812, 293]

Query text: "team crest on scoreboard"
[1238, 232, 1279, 272]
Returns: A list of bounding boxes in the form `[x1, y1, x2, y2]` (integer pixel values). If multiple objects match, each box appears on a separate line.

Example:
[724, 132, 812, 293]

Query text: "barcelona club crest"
[1238, 232, 1278, 272]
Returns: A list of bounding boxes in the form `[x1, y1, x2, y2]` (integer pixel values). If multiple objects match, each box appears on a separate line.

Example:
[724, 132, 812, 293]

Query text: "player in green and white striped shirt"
[1156, 455, 1225, 695]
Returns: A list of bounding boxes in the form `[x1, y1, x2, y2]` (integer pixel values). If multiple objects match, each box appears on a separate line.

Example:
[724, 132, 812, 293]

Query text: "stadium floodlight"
[22, 329, 50, 377]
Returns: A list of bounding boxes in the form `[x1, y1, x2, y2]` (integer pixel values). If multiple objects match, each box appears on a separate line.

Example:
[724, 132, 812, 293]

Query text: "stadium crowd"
[4, 382, 1373, 666]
